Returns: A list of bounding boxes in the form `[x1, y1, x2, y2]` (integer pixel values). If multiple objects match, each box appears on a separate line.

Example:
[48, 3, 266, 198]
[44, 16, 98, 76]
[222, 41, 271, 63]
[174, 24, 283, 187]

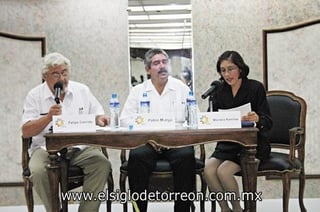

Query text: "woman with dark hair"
[204, 50, 273, 212]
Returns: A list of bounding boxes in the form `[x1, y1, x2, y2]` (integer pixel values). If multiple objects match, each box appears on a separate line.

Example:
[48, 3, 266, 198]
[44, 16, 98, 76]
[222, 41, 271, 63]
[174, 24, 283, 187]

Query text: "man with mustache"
[120, 48, 196, 212]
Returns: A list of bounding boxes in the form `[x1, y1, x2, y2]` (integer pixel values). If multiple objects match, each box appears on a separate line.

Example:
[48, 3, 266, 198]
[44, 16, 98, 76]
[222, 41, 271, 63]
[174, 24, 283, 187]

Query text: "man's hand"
[48, 104, 62, 118]
[147, 140, 165, 153]
[96, 115, 110, 127]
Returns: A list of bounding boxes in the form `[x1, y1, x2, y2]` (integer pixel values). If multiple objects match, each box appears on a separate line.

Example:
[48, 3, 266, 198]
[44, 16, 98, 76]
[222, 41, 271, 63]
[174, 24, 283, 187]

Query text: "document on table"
[218, 103, 251, 117]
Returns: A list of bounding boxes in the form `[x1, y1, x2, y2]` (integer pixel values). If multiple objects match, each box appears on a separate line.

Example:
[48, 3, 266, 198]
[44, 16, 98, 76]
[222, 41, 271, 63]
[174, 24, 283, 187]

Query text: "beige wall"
[0, 0, 319, 206]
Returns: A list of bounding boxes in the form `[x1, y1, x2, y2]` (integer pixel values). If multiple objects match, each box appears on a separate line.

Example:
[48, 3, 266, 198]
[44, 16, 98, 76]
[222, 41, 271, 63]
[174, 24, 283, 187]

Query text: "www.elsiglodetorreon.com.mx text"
[61, 189, 263, 203]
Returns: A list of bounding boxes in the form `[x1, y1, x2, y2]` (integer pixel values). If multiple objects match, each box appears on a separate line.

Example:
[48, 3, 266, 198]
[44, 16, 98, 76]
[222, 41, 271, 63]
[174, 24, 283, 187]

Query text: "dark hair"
[216, 50, 249, 79]
[144, 48, 169, 69]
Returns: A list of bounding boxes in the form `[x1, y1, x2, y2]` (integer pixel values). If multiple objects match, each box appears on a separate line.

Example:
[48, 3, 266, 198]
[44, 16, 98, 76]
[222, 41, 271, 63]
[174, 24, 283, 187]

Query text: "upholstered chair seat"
[258, 152, 302, 172]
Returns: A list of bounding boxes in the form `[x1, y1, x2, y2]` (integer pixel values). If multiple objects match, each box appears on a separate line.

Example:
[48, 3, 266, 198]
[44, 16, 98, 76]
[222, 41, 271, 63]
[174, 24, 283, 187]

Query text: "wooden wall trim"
[0, 31, 46, 57]
[262, 18, 320, 90]
[0, 31, 47, 186]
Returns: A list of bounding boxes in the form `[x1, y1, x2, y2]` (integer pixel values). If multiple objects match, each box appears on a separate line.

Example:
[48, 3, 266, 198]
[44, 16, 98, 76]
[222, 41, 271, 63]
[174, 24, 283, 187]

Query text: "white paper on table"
[218, 103, 251, 117]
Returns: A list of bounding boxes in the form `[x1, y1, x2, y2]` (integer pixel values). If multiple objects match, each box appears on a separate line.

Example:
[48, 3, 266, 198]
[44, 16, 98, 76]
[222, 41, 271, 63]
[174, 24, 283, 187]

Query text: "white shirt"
[120, 76, 191, 127]
[21, 80, 104, 155]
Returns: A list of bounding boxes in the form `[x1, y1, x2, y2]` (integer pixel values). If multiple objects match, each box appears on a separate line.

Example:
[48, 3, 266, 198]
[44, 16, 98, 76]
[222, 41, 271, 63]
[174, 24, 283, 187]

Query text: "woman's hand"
[242, 111, 259, 123]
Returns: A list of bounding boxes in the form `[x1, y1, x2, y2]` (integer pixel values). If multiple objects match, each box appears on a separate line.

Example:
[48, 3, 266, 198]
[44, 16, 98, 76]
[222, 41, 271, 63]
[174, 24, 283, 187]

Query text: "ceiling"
[128, 0, 192, 50]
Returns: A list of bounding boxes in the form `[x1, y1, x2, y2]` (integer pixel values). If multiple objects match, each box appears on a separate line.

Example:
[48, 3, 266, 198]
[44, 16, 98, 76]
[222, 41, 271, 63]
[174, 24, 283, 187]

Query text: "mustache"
[158, 68, 168, 74]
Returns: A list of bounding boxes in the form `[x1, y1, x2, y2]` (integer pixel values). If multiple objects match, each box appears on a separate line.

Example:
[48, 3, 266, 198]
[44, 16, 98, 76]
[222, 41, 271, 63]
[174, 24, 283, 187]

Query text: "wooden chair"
[119, 144, 207, 212]
[22, 137, 114, 212]
[210, 90, 307, 212]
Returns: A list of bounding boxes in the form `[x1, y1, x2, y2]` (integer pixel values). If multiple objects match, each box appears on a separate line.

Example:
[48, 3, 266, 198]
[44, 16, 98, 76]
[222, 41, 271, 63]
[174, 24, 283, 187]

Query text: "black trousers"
[127, 144, 196, 212]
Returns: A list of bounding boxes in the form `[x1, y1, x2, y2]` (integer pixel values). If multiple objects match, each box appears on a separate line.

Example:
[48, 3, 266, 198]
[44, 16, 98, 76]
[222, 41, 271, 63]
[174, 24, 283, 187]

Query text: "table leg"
[47, 152, 61, 212]
[241, 146, 258, 212]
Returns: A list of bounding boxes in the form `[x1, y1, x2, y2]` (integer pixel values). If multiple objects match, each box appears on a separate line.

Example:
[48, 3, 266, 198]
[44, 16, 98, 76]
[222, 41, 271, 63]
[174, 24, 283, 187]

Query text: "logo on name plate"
[135, 116, 145, 125]
[55, 118, 65, 128]
[200, 115, 210, 125]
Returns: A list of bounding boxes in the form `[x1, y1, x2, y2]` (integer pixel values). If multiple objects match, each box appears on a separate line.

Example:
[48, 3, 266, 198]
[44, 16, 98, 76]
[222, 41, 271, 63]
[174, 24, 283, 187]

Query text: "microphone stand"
[208, 89, 219, 112]
[208, 95, 214, 112]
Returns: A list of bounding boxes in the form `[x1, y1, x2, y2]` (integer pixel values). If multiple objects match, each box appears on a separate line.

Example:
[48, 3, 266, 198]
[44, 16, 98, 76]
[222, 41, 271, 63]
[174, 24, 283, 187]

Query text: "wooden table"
[45, 128, 258, 212]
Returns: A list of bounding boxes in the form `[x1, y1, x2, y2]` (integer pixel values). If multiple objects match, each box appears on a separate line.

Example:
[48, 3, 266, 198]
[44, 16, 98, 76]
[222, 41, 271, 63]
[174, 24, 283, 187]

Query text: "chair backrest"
[266, 90, 307, 146]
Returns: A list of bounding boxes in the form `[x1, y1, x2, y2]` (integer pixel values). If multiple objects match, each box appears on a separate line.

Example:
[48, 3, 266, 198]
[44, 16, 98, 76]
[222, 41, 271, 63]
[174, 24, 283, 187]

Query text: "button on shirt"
[120, 76, 191, 127]
[21, 80, 104, 155]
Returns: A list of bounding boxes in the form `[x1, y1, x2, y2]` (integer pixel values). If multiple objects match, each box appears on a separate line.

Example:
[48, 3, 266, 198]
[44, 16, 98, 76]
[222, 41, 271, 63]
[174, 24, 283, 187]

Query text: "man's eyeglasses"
[220, 66, 238, 75]
[49, 71, 69, 79]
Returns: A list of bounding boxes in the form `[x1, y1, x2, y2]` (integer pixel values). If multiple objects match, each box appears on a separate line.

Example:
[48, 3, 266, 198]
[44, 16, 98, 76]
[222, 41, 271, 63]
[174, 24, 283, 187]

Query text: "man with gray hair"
[21, 52, 111, 211]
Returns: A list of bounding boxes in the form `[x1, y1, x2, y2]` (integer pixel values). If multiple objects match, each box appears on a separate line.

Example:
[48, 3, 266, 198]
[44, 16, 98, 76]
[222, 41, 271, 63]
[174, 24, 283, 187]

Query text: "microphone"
[201, 80, 222, 99]
[54, 81, 64, 104]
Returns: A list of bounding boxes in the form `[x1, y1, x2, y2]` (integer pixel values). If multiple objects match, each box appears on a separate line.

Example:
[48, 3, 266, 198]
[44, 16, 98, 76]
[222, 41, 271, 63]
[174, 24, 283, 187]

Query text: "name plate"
[132, 113, 175, 130]
[52, 114, 96, 133]
[198, 111, 241, 129]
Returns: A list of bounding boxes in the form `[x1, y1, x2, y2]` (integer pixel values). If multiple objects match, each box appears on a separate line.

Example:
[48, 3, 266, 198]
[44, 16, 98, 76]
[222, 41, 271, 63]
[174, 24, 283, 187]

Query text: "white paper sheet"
[218, 103, 251, 117]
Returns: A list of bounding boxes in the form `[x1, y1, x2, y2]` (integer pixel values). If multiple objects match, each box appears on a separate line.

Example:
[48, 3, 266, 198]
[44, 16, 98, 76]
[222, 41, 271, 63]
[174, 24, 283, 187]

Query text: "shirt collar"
[166, 76, 177, 91]
[146, 76, 176, 93]
[43, 82, 53, 101]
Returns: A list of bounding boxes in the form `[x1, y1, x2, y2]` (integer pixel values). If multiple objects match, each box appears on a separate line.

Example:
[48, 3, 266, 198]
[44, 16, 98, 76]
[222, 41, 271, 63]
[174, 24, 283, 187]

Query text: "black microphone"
[201, 80, 222, 99]
[54, 81, 64, 104]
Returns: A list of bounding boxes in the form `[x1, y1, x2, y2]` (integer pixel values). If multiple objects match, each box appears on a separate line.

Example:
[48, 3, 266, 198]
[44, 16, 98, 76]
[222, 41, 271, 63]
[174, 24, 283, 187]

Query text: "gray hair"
[144, 48, 169, 69]
[41, 52, 71, 77]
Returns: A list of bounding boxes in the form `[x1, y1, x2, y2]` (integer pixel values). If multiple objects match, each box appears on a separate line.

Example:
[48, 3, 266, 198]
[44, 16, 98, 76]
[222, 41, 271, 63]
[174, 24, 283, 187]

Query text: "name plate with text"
[198, 111, 241, 129]
[132, 113, 175, 130]
[52, 114, 96, 133]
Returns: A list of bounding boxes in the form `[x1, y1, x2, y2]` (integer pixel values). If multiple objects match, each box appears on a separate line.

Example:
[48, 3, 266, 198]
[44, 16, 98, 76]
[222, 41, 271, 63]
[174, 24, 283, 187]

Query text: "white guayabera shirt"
[21, 80, 104, 155]
[120, 76, 192, 127]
